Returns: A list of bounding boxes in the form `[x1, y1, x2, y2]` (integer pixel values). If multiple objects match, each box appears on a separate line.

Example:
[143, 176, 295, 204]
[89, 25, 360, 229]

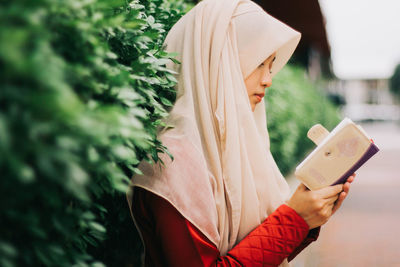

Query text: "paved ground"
[288, 121, 400, 267]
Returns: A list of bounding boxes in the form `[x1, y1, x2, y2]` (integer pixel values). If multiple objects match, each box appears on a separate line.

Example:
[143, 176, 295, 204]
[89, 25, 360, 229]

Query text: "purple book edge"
[331, 142, 380, 186]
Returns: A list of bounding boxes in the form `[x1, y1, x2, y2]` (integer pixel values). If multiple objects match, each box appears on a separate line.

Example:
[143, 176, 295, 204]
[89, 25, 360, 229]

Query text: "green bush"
[267, 65, 341, 175]
[0, 0, 189, 266]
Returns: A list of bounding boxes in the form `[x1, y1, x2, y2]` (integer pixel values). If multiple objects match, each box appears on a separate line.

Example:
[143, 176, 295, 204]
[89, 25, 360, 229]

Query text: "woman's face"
[244, 52, 276, 112]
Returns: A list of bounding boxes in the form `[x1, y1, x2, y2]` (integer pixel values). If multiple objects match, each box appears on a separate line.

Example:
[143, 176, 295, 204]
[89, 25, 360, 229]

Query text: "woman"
[127, 0, 355, 266]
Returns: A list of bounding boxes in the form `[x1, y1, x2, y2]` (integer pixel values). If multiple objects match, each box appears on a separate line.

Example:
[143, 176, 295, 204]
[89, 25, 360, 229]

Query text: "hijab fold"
[127, 0, 301, 265]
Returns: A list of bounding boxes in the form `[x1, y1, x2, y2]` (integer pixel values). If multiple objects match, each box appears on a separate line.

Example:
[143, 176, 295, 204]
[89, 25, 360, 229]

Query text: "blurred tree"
[389, 63, 400, 100]
[266, 65, 341, 175]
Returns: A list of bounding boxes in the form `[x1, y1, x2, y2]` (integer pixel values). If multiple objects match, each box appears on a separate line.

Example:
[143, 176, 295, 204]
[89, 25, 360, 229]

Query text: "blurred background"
[254, 0, 400, 266]
[1, 0, 399, 266]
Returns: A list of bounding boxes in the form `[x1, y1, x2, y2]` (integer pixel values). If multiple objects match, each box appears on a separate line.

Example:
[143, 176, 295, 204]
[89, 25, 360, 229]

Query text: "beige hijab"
[128, 0, 301, 265]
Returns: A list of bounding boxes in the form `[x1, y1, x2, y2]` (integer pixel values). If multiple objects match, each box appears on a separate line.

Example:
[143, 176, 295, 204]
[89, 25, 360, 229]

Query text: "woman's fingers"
[289, 180, 353, 228]
[330, 181, 351, 214]
[318, 202, 336, 224]
[343, 181, 351, 194]
[316, 184, 343, 198]
[347, 173, 356, 183]
[294, 174, 356, 224]
[326, 194, 340, 205]
[332, 191, 347, 214]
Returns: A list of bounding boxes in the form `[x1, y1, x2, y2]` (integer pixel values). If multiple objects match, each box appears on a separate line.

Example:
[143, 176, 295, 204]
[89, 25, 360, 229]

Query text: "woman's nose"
[260, 71, 272, 87]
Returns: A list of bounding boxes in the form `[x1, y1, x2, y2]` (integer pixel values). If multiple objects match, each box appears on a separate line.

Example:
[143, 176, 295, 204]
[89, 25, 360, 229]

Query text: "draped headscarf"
[127, 0, 301, 265]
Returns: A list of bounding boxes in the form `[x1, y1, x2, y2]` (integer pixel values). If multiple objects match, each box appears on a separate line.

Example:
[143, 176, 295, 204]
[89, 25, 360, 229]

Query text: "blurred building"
[255, 0, 400, 122]
[327, 78, 400, 121]
[255, 0, 332, 80]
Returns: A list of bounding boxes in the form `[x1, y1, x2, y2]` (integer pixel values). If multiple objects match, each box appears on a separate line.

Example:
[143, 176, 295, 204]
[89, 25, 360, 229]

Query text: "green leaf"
[160, 97, 173, 106]
[0, 242, 17, 258]
[89, 222, 106, 233]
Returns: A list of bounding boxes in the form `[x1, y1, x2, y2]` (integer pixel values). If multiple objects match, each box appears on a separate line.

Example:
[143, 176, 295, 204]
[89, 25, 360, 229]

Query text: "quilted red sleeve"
[132, 187, 317, 267]
[227, 204, 311, 266]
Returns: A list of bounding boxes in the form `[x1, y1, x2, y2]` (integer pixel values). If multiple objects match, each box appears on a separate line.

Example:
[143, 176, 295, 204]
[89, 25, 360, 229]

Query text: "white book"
[295, 117, 379, 190]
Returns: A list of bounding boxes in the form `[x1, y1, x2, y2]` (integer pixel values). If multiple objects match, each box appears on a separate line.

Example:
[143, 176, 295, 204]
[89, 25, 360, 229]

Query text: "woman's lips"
[255, 93, 264, 102]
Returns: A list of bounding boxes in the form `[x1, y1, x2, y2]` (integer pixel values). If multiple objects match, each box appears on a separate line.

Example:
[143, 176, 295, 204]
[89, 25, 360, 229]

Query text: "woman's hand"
[287, 183, 342, 229]
[332, 173, 356, 215]
[287, 173, 356, 229]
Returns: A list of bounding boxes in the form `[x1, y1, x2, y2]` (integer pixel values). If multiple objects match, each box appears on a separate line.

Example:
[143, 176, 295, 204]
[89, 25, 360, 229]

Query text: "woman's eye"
[258, 63, 264, 68]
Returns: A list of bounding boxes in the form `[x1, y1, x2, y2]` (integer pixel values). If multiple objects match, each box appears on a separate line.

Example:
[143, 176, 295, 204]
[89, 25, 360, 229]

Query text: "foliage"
[0, 0, 189, 266]
[0, 0, 341, 265]
[266, 65, 341, 175]
[389, 63, 400, 100]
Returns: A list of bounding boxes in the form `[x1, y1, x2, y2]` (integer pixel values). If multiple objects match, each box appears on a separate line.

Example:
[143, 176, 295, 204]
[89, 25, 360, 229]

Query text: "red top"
[131, 187, 320, 267]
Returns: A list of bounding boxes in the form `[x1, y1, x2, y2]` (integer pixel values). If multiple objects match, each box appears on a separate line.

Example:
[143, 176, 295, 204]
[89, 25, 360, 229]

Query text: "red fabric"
[131, 187, 319, 267]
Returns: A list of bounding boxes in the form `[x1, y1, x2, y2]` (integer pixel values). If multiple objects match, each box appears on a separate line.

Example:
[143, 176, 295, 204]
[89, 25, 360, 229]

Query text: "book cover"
[295, 118, 380, 190]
